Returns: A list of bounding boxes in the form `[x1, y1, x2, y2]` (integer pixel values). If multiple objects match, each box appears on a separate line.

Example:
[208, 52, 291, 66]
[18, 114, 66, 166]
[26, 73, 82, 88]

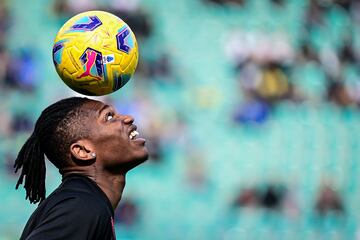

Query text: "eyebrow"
[98, 104, 110, 117]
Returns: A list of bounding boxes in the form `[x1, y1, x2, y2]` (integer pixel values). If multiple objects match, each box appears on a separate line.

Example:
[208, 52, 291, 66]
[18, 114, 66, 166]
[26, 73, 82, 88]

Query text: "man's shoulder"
[39, 177, 109, 217]
[44, 186, 105, 214]
[31, 195, 83, 223]
[20, 176, 115, 240]
[49, 190, 101, 209]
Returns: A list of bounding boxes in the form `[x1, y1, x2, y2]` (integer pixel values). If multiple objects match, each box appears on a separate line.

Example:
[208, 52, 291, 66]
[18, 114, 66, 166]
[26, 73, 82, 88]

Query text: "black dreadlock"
[14, 97, 92, 204]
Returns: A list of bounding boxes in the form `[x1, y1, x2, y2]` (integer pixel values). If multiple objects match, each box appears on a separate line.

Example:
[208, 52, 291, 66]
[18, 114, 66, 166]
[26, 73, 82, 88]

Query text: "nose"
[120, 114, 134, 124]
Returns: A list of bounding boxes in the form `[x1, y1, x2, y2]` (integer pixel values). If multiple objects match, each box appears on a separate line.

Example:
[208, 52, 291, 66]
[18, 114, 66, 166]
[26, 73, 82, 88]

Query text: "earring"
[90, 153, 96, 158]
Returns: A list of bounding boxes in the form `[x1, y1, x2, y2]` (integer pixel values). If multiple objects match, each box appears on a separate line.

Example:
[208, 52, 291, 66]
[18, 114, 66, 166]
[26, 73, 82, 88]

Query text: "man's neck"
[92, 173, 126, 210]
[61, 167, 126, 210]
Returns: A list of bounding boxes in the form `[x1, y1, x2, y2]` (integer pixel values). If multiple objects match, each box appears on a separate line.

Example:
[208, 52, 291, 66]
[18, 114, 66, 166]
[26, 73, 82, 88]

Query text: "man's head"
[14, 97, 148, 203]
[67, 99, 149, 172]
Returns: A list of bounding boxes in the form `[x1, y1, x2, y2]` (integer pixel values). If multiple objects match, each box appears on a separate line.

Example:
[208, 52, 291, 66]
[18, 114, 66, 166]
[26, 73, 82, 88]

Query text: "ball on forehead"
[52, 10, 138, 96]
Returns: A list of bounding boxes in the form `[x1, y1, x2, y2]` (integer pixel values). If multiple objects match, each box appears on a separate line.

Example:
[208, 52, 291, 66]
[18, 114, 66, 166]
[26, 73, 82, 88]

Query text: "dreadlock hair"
[14, 97, 93, 204]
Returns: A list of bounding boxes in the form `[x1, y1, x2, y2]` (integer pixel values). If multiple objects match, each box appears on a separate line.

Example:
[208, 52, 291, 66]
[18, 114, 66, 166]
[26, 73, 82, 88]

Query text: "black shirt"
[20, 174, 116, 240]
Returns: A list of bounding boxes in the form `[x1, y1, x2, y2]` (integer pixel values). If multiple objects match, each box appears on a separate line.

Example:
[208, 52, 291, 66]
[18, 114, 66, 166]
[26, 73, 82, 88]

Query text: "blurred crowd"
[0, 1, 38, 93]
[222, 0, 360, 125]
[53, 0, 153, 39]
[233, 182, 345, 217]
[0, 1, 38, 144]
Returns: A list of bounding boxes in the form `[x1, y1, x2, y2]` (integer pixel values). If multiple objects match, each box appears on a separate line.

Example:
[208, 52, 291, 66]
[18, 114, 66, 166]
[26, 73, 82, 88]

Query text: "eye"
[105, 112, 115, 121]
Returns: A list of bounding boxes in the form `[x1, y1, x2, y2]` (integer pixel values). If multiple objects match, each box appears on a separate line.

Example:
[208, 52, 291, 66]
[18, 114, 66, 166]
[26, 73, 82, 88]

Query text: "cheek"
[97, 133, 130, 155]
[98, 134, 127, 150]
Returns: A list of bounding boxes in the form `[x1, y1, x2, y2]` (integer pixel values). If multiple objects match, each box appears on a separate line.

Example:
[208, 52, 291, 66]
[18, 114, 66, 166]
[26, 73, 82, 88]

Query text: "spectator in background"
[304, 0, 328, 30]
[351, 0, 360, 22]
[53, 0, 98, 18]
[232, 96, 270, 125]
[52, 0, 71, 19]
[5, 49, 38, 92]
[0, 2, 11, 90]
[270, 0, 286, 7]
[137, 53, 175, 83]
[315, 184, 345, 216]
[11, 112, 33, 133]
[339, 38, 357, 66]
[0, 102, 12, 136]
[233, 187, 259, 208]
[297, 41, 319, 64]
[115, 198, 139, 227]
[0, 46, 10, 89]
[5, 152, 17, 177]
[204, 0, 246, 7]
[259, 184, 286, 210]
[149, 54, 173, 79]
[0, 47, 38, 92]
[233, 183, 287, 211]
[254, 62, 291, 104]
[335, 0, 352, 12]
[105, 0, 153, 39]
[0, 1, 10, 47]
[326, 80, 354, 107]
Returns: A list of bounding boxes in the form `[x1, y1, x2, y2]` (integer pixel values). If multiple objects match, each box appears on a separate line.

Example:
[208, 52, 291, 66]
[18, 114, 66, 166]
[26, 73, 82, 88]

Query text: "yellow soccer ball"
[52, 10, 138, 96]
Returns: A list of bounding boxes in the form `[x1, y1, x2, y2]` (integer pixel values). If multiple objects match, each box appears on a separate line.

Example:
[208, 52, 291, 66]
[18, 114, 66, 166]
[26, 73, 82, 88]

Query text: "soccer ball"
[52, 11, 138, 96]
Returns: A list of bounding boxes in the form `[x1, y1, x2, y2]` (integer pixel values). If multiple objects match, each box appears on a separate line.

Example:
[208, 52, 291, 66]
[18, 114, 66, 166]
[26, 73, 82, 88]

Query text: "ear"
[70, 140, 96, 161]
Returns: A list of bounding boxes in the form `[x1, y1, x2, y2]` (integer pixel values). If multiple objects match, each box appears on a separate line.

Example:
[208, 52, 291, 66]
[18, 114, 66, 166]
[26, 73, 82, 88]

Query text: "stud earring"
[90, 153, 96, 158]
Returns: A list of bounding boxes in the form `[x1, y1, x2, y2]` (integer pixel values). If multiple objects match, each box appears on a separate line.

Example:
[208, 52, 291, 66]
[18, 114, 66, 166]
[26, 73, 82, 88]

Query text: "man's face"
[83, 100, 149, 173]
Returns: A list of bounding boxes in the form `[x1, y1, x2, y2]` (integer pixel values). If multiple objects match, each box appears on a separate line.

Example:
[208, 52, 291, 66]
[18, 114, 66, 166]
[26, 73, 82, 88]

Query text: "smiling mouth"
[129, 130, 139, 140]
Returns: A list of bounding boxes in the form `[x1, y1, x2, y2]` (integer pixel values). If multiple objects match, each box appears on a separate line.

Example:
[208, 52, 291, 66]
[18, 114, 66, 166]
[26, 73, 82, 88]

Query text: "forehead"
[81, 99, 115, 116]
[83, 99, 105, 110]
[81, 100, 105, 115]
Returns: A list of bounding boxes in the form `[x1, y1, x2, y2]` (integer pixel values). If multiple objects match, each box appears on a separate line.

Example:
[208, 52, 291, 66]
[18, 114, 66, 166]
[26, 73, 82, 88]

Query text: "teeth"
[129, 130, 139, 140]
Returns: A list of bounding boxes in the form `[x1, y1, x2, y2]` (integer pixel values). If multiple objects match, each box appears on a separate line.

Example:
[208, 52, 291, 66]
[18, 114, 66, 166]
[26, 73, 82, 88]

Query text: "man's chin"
[124, 150, 149, 172]
[137, 148, 150, 163]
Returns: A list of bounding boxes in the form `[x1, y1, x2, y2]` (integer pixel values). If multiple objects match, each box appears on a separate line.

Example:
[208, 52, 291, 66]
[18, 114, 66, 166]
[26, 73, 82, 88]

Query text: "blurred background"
[0, 0, 360, 239]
